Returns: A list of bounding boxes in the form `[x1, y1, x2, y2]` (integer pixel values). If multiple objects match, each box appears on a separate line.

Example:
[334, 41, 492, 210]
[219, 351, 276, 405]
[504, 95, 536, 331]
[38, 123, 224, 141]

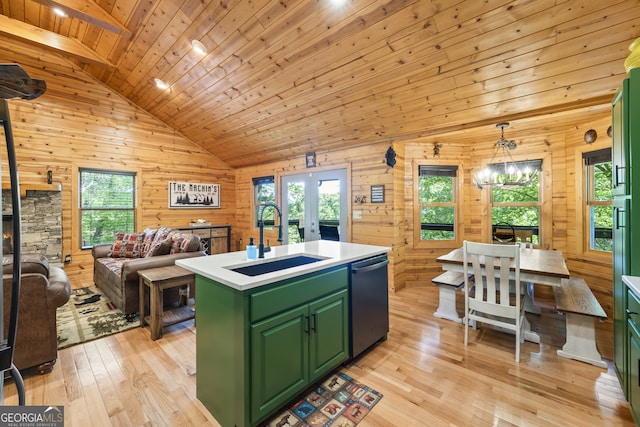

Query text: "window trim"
[583, 148, 612, 254]
[413, 161, 463, 249]
[489, 159, 543, 246]
[253, 175, 275, 228]
[476, 152, 551, 247]
[79, 168, 137, 249]
[573, 143, 612, 261]
[73, 164, 141, 252]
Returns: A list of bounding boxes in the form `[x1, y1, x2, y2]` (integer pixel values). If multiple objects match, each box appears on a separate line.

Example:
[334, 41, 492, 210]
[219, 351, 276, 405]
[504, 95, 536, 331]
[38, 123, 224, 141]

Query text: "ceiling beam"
[0, 14, 113, 67]
[30, 0, 131, 37]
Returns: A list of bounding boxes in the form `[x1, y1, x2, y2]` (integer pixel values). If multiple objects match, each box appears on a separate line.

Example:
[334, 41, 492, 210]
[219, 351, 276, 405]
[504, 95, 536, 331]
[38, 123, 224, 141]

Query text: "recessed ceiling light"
[191, 40, 207, 55]
[153, 78, 169, 90]
[53, 7, 67, 18]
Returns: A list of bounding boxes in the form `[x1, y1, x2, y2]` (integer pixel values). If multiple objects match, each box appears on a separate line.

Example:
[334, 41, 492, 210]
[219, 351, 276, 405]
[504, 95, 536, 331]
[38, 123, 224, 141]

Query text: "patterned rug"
[261, 372, 383, 427]
[57, 286, 139, 349]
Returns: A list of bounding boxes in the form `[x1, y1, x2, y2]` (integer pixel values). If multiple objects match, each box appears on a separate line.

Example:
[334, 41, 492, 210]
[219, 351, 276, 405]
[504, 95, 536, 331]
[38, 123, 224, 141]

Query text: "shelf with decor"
[1, 182, 61, 198]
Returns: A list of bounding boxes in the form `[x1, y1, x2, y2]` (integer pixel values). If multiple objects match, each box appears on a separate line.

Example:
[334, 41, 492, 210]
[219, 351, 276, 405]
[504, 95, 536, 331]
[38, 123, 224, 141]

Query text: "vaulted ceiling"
[1, 0, 639, 168]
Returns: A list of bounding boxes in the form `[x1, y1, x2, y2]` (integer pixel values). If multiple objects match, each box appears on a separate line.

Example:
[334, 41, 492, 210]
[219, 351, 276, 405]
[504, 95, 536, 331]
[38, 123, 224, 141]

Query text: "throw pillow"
[140, 227, 158, 257]
[169, 232, 195, 254]
[145, 237, 172, 257]
[153, 226, 173, 246]
[108, 232, 146, 258]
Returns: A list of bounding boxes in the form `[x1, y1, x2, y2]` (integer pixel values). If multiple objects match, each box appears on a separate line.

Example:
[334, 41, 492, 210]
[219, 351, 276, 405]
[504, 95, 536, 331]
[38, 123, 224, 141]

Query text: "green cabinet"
[195, 265, 349, 427]
[250, 289, 348, 422]
[613, 67, 640, 403]
[628, 289, 640, 423]
[614, 197, 630, 392]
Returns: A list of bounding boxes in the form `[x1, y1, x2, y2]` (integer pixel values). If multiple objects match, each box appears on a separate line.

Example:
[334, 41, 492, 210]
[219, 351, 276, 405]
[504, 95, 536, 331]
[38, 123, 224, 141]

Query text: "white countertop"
[176, 240, 390, 291]
[623, 275, 640, 300]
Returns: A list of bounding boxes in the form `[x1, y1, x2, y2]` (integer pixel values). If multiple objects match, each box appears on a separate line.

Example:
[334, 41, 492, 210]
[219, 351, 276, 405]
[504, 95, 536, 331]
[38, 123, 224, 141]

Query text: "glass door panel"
[281, 169, 347, 244]
[318, 179, 341, 241]
[286, 180, 305, 244]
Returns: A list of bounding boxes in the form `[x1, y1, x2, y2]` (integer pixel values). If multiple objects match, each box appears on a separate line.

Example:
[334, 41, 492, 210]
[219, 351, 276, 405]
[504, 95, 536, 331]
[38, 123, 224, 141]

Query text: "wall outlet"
[353, 210, 362, 219]
[64, 254, 71, 263]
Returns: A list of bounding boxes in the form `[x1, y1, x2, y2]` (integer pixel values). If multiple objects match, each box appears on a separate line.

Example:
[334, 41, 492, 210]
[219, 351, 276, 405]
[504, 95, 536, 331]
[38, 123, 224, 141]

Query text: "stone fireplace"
[2, 188, 62, 266]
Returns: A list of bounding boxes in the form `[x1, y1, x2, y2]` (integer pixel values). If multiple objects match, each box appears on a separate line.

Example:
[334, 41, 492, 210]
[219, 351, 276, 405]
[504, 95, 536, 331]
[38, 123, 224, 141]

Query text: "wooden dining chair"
[463, 240, 526, 362]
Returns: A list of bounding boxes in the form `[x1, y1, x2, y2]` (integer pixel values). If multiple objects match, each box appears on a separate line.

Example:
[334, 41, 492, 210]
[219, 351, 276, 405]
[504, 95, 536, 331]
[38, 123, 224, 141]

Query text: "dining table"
[435, 245, 570, 343]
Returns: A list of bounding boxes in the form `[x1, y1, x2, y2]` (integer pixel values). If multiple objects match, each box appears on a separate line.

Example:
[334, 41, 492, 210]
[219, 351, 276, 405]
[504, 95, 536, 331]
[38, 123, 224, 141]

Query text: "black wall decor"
[306, 151, 316, 168]
[385, 146, 396, 167]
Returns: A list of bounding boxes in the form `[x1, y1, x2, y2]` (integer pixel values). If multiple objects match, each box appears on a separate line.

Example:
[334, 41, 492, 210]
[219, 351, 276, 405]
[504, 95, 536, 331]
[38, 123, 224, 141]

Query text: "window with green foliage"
[491, 160, 542, 245]
[254, 176, 275, 227]
[418, 165, 458, 241]
[80, 169, 136, 248]
[584, 149, 612, 252]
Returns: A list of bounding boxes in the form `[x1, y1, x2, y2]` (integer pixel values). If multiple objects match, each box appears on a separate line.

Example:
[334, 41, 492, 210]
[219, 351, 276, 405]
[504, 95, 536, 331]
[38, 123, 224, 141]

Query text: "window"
[491, 160, 542, 245]
[418, 165, 458, 241]
[80, 169, 136, 248]
[253, 176, 275, 227]
[583, 148, 612, 252]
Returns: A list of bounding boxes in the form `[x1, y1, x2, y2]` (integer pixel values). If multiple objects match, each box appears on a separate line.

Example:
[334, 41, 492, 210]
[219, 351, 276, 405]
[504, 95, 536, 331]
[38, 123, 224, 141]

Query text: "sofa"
[2, 253, 71, 373]
[92, 227, 206, 318]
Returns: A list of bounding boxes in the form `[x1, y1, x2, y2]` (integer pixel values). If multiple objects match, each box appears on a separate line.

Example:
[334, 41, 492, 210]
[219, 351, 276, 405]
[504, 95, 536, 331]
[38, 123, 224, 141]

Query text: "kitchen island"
[176, 241, 389, 427]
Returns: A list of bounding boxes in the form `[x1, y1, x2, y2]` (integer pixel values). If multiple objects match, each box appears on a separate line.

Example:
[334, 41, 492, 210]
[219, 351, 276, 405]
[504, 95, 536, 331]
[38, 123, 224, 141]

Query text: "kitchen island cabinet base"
[195, 266, 349, 427]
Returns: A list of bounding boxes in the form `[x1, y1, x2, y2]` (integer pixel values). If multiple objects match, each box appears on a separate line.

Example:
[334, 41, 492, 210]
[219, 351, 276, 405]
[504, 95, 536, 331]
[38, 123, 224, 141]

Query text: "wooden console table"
[138, 265, 195, 340]
[176, 224, 231, 254]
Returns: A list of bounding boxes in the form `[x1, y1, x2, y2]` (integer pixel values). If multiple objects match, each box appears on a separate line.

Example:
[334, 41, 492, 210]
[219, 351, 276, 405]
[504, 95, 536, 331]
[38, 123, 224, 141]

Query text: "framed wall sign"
[371, 185, 385, 203]
[306, 151, 316, 168]
[169, 182, 220, 208]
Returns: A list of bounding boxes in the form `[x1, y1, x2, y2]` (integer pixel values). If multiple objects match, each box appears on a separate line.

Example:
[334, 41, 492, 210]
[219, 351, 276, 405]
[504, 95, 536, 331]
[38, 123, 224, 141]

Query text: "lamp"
[472, 123, 537, 189]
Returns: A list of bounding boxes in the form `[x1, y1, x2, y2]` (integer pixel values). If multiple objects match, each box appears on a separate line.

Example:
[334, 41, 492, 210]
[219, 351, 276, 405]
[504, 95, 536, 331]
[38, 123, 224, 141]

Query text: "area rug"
[57, 286, 139, 349]
[261, 372, 383, 427]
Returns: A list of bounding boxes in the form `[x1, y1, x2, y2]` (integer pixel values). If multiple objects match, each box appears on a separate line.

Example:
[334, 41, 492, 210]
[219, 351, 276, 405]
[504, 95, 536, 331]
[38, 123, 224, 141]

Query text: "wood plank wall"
[0, 37, 618, 359]
[233, 143, 401, 289]
[401, 112, 615, 358]
[0, 42, 236, 283]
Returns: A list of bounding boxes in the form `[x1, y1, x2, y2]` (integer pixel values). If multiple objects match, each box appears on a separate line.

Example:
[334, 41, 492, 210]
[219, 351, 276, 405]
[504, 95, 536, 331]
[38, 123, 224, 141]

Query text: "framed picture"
[169, 181, 220, 208]
[371, 185, 384, 203]
[306, 151, 316, 168]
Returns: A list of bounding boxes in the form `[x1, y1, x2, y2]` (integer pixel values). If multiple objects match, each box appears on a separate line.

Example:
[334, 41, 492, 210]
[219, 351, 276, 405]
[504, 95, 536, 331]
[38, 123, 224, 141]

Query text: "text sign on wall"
[169, 182, 220, 208]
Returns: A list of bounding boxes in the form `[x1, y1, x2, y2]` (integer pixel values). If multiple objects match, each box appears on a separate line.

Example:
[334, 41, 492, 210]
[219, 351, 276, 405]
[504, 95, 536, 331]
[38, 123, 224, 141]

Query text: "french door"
[280, 169, 348, 244]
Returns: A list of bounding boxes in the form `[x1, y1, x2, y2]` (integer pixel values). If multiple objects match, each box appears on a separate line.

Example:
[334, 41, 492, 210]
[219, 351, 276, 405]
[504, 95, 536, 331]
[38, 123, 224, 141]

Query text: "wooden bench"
[553, 277, 607, 368]
[432, 271, 471, 323]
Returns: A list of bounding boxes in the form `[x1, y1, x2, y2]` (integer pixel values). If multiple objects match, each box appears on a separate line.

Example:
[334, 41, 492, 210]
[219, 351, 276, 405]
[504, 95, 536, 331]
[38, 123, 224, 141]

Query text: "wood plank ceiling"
[0, 0, 639, 168]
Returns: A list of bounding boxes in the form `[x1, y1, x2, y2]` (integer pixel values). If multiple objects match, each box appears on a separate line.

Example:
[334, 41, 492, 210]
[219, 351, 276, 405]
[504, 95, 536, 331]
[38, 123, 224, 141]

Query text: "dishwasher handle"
[351, 259, 388, 274]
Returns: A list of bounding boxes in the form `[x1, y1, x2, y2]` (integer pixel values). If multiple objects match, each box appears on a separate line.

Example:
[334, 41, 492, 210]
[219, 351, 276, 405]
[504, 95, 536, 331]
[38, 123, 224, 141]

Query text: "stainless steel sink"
[228, 255, 327, 276]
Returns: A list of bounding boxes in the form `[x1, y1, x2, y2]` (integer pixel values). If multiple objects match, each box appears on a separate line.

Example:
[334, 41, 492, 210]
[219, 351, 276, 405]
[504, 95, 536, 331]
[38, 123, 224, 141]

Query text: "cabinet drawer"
[629, 290, 640, 331]
[250, 266, 348, 322]
[211, 228, 228, 237]
[191, 228, 211, 239]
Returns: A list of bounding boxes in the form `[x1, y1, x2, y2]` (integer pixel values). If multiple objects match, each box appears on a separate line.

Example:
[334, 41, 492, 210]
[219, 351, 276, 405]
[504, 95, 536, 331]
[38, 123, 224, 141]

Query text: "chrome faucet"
[258, 202, 283, 258]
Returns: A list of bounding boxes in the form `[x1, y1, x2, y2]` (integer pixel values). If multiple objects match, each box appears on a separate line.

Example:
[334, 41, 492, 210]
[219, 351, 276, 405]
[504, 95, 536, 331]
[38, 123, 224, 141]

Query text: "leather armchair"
[2, 254, 70, 373]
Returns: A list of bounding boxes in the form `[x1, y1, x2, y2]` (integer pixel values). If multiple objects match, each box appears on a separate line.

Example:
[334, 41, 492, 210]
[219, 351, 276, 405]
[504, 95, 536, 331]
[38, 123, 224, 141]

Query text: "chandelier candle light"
[473, 122, 538, 190]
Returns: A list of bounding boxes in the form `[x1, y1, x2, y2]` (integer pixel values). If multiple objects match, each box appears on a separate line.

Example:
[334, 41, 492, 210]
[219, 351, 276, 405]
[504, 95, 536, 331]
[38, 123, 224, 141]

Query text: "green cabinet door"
[251, 304, 309, 422]
[629, 320, 640, 422]
[612, 81, 629, 197]
[250, 288, 349, 424]
[614, 198, 630, 394]
[309, 289, 349, 383]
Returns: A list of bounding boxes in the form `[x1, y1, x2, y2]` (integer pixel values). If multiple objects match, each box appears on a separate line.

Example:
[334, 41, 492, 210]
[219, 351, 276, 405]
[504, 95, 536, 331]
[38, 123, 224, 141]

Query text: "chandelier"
[473, 123, 538, 190]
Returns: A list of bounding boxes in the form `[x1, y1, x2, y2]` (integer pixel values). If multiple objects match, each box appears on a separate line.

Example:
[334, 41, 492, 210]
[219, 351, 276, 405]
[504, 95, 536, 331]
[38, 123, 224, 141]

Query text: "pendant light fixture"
[472, 123, 538, 189]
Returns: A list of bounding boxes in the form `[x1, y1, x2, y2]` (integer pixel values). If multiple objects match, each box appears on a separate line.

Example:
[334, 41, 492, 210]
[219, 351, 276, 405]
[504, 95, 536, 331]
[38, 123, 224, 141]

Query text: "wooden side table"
[138, 265, 196, 340]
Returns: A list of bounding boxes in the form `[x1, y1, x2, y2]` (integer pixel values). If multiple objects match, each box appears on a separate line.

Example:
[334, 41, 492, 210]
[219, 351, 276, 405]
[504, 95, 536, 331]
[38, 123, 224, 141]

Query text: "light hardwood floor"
[2, 282, 635, 426]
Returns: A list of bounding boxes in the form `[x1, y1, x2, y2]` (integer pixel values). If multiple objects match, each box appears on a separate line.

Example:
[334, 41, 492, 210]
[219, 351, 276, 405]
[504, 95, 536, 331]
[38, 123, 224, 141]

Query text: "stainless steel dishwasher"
[350, 254, 389, 358]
